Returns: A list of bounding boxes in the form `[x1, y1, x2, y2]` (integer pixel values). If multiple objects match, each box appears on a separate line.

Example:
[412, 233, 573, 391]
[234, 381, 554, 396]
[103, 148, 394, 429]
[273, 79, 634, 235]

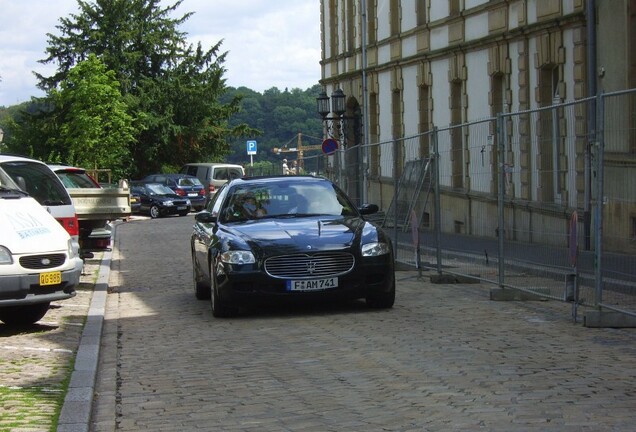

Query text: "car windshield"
[0, 166, 24, 193]
[146, 184, 175, 195]
[221, 180, 357, 222]
[1, 161, 72, 206]
[56, 170, 100, 188]
[177, 177, 202, 187]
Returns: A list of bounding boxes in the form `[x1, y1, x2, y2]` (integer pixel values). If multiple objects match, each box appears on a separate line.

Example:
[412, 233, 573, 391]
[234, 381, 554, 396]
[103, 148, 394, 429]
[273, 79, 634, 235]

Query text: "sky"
[0, 0, 322, 107]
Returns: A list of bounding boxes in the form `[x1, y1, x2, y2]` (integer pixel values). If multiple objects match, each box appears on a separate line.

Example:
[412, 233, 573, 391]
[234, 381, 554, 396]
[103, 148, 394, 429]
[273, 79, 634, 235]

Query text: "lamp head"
[316, 90, 330, 118]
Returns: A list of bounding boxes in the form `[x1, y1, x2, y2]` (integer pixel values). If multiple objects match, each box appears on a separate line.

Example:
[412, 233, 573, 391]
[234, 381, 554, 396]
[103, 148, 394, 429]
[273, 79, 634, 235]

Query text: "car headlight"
[164, 200, 174, 206]
[220, 250, 256, 265]
[361, 242, 390, 257]
[186, 199, 191, 205]
[68, 239, 80, 259]
[0, 246, 13, 265]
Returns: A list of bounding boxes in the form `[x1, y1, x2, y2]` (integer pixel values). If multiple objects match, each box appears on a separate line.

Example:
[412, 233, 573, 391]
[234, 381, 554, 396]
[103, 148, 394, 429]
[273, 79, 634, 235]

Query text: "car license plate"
[188, 193, 198, 197]
[286, 277, 338, 292]
[40, 271, 62, 286]
[177, 206, 187, 210]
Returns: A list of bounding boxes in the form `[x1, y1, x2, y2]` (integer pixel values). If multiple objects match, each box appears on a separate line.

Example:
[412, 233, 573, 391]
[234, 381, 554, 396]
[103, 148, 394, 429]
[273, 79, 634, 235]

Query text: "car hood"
[0, 195, 71, 254]
[226, 216, 367, 253]
[154, 193, 184, 201]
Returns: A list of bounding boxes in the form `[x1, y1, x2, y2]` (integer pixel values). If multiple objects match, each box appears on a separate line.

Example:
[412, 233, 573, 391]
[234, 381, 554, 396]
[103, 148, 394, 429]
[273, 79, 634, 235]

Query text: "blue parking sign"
[247, 140, 257, 155]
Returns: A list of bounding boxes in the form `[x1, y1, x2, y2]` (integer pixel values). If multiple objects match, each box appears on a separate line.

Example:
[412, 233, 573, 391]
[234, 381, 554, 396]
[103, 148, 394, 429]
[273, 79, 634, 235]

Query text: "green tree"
[49, 54, 135, 178]
[35, 0, 256, 178]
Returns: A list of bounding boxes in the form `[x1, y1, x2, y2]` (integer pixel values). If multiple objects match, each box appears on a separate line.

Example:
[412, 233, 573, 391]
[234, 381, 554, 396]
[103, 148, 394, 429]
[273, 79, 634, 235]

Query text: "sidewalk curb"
[57, 248, 112, 432]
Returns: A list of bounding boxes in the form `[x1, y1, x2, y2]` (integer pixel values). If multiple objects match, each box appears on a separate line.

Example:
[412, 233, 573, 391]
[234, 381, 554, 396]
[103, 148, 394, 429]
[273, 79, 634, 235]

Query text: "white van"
[0, 166, 83, 325]
[0, 155, 80, 246]
[179, 163, 244, 205]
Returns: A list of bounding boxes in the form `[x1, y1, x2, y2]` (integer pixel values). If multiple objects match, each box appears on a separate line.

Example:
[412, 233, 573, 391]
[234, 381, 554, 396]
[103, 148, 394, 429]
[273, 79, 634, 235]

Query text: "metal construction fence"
[301, 89, 636, 323]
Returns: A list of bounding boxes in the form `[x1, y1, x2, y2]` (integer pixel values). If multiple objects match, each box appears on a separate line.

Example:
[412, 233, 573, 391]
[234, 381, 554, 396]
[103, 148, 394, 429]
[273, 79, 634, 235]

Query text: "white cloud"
[0, 0, 321, 106]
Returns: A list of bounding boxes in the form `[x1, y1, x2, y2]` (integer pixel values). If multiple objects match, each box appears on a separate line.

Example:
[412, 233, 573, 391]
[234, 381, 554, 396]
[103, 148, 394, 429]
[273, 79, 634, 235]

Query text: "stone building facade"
[319, 0, 636, 252]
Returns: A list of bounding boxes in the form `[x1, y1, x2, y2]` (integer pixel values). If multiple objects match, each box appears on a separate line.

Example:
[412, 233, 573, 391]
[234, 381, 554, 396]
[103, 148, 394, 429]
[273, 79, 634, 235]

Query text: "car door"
[134, 186, 152, 212]
[193, 185, 229, 281]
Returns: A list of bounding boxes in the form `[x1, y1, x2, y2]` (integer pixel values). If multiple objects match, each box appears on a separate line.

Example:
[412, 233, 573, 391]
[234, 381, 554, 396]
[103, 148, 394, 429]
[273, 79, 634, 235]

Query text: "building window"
[346, 0, 355, 53]
[422, 211, 430, 228]
[416, 0, 427, 27]
[491, 73, 505, 196]
[450, 80, 464, 189]
[419, 85, 430, 156]
[329, 0, 338, 56]
[367, 0, 377, 44]
[370, 93, 379, 176]
[392, 90, 404, 175]
[450, 0, 461, 16]
[390, 0, 400, 36]
[538, 65, 560, 203]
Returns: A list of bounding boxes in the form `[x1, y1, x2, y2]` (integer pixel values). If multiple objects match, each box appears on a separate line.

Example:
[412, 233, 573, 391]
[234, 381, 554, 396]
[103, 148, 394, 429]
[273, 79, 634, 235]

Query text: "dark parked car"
[141, 173, 206, 211]
[129, 188, 141, 213]
[130, 183, 191, 218]
[191, 175, 395, 317]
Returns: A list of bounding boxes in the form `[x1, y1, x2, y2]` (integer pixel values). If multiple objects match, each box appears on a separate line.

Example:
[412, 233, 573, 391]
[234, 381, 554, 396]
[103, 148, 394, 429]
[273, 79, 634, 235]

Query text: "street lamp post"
[316, 89, 347, 185]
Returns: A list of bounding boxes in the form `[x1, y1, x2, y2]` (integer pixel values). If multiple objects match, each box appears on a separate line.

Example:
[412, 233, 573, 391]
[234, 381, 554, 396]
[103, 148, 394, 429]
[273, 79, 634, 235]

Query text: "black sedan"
[129, 188, 141, 213]
[131, 183, 191, 218]
[140, 173, 206, 211]
[191, 175, 395, 317]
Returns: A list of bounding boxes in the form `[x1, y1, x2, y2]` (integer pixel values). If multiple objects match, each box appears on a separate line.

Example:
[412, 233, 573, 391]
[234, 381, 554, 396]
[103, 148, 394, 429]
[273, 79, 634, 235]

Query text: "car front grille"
[264, 252, 355, 279]
[19, 254, 66, 270]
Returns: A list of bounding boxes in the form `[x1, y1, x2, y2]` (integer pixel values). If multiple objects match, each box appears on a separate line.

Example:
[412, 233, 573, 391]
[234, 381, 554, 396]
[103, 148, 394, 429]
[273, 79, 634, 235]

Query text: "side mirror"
[15, 175, 27, 191]
[195, 211, 217, 224]
[358, 203, 379, 215]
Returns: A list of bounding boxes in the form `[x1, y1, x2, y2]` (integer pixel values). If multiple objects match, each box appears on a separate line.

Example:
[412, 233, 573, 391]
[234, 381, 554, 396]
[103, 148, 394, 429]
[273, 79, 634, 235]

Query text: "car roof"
[48, 164, 86, 172]
[181, 163, 243, 168]
[0, 154, 48, 165]
[228, 175, 327, 186]
[144, 173, 198, 179]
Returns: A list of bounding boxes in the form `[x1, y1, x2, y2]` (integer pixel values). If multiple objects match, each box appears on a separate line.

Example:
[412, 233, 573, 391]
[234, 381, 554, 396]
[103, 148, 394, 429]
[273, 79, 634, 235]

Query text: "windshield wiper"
[0, 186, 29, 196]
[263, 213, 324, 219]
[42, 199, 66, 205]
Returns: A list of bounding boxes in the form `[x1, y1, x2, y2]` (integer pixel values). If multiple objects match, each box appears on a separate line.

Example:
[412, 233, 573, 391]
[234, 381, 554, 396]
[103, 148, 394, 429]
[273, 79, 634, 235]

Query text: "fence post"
[432, 127, 442, 275]
[497, 114, 506, 288]
[594, 93, 605, 307]
[393, 137, 399, 258]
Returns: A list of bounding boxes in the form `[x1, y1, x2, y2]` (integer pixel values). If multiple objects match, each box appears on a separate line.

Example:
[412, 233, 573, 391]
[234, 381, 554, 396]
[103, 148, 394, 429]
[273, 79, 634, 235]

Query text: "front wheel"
[192, 253, 210, 300]
[0, 303, 50, 326]
[149, 205, 161, 219]
[210, 262, 238, 318]
[366, 277, 396, 309]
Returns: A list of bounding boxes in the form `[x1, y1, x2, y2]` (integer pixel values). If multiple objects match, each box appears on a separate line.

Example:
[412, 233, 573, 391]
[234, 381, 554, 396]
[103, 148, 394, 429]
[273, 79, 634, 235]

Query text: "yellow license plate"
[40, 271, 62, 286]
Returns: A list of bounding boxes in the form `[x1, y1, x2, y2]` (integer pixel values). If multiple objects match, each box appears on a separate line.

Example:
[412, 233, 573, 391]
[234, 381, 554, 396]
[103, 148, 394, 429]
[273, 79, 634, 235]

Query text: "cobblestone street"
[90, 216, 636, 431]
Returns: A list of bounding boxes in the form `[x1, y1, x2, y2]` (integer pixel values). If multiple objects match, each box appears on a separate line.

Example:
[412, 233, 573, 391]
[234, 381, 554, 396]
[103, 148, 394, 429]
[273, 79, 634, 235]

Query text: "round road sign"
[322, 138, 339, 155]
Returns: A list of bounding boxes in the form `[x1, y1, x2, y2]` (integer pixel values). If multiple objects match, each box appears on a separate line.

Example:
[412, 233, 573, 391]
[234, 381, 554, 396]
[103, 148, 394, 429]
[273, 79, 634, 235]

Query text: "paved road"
[90, 215, 636, 431]
[0, 257, 100, 431]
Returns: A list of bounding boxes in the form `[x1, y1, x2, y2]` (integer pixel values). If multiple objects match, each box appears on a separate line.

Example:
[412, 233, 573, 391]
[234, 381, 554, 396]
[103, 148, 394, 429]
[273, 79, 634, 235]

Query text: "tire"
[0, 303, 50, 326]
[366, 276, 396, 309]
[192, 253, 210, 300]
[149, 205, 161, 219]
[210, 261, 238, 318]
